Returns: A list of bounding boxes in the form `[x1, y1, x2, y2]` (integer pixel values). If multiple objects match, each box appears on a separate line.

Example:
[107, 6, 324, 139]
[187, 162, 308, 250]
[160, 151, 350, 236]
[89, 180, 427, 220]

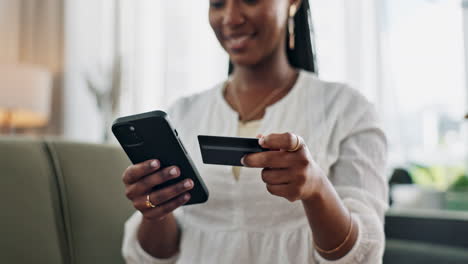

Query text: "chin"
[229, 53, 263, 69]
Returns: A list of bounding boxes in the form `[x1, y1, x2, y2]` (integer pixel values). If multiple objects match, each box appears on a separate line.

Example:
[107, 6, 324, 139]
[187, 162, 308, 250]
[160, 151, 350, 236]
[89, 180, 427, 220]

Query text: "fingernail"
[184, 180, 193, 188]
[170, 167, 178, 176]
[259, 136, 265, 145]
[151, 160, 159, 168]
[240, 156, 246, 166]
[184, 194, 191, 200]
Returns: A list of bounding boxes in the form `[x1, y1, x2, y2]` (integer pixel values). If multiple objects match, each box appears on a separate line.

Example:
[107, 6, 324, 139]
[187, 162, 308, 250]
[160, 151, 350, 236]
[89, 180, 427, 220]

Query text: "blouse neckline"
[217, 69, 307, 122]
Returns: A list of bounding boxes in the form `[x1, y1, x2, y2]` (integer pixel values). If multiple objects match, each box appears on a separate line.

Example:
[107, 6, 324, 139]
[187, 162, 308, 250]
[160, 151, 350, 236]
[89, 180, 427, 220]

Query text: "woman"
[122, 0, 388, 263]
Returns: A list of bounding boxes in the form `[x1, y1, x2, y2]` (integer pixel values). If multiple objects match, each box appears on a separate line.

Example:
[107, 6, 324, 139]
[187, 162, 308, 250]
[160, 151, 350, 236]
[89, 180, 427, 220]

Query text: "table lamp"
[0, 64, 52, 133]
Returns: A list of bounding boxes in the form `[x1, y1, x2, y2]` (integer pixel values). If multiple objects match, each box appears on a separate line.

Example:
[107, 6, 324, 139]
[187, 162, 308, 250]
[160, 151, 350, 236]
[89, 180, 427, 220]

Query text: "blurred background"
[1, 0, 468, 263]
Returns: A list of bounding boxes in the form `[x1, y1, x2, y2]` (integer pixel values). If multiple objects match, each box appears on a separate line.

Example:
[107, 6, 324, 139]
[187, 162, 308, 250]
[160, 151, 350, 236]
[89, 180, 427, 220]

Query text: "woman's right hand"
[122, 159, 194, 221]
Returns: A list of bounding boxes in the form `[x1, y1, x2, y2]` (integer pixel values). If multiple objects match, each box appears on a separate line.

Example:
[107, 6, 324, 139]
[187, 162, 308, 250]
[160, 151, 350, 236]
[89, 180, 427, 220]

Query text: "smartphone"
[112, 110, 209, 205]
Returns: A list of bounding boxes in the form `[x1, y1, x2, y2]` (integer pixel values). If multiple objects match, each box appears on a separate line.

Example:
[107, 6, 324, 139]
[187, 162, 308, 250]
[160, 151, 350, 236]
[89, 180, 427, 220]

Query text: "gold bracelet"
[313, 213, 354, 255]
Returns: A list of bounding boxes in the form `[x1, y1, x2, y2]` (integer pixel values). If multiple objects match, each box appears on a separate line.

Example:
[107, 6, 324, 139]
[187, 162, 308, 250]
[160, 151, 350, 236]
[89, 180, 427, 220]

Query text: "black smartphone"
[112, 110, 209, 205]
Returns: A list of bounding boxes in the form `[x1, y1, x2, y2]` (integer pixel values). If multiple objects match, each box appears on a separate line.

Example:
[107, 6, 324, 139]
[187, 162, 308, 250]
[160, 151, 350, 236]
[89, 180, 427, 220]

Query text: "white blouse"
[232, 120, 262, 181]
[122, 70, 389, 264]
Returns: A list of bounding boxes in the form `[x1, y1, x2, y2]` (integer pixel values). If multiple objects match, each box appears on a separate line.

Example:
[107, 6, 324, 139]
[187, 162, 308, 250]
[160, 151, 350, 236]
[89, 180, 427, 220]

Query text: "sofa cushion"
[45, 139, 133, 264]
[0, 137, 67, 263]
[384, 239, 468, 264]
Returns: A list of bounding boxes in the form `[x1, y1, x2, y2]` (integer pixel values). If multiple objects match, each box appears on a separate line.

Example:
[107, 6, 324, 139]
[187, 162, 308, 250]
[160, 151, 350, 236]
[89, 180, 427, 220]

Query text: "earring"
[288, 5, 297, 50]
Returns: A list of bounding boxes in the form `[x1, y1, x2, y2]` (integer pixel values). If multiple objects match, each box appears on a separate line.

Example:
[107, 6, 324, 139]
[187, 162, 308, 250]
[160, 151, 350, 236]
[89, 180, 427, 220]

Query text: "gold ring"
[287, 135, 302, 152]
[145, 194, 156, 208]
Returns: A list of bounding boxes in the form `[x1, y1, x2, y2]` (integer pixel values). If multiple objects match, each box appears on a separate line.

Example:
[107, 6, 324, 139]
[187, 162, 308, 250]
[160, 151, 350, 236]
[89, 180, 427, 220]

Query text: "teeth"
[229, 35, 250, 46]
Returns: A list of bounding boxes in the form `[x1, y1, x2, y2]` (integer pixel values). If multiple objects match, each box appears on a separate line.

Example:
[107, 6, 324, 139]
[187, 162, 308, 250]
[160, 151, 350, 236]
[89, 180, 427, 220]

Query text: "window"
[382, 0, 467, 186]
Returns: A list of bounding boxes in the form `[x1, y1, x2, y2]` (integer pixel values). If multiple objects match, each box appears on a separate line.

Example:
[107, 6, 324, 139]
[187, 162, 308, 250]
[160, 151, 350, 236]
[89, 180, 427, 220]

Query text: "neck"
[230, 46, 297, 93]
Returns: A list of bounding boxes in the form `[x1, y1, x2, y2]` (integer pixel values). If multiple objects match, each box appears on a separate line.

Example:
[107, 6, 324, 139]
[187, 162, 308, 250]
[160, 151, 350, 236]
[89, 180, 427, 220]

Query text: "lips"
[224, 33, 255, 51]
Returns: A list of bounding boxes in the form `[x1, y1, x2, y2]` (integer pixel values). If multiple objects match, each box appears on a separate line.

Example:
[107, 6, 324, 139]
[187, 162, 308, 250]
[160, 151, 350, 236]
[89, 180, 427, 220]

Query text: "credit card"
[197, 135, 269, 166]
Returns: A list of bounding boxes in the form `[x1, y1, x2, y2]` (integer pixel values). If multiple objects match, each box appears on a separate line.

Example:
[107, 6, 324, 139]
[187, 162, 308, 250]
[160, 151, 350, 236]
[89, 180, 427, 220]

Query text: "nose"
[223, 1, 245, 26]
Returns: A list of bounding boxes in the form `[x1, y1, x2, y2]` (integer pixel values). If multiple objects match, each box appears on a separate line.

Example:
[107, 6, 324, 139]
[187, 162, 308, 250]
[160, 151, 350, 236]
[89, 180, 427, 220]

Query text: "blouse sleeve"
[121, 98, 187, 264]
[314, 98, 389, 263]
[122, 211, 181, 264]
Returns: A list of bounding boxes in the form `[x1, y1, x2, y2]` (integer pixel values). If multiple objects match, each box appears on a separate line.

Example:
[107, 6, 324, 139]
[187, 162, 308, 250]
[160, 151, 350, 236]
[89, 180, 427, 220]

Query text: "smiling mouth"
[225, 33, 255, 51]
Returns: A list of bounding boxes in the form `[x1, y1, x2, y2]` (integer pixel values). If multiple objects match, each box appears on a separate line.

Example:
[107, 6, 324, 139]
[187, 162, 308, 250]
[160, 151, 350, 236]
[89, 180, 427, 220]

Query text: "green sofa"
[0, 136, 133, 264]
[384, 209, 468, 264]
[2, 136, 468, 264]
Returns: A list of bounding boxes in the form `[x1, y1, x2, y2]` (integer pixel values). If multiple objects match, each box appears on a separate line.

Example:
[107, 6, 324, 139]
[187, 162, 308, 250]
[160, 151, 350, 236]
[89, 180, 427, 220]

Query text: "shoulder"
[301, 70, 372, 113]
[299, 71, 380, 136]
[308, 71, 374, 117]
[166, 81, 224, 123]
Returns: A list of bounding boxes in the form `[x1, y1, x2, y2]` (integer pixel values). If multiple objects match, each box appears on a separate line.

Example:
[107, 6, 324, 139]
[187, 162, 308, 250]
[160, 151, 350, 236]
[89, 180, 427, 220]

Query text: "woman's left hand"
[241, 132, 325, 202]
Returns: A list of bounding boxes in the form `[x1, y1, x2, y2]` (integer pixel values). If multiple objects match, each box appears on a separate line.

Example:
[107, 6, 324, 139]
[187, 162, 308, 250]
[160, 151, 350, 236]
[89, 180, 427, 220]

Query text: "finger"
[256, 133, 281, 151]
[266, 184, 299, 202]
[261, 168, 291, 185]
[259, 132, 305, 152]
[145, 193, 191, 219]
[125, 166, 181, 199]
[149, 178, 194, 206]
[123, 159, 161, 185]
[242, 150, 294, 168]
